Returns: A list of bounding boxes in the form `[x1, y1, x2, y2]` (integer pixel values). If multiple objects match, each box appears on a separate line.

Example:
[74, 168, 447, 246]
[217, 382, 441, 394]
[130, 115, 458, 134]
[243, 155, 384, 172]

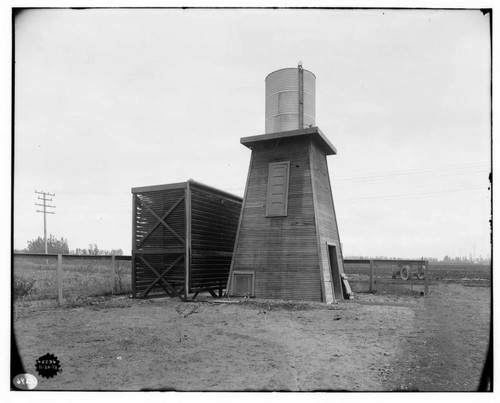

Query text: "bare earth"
[13, 280, 491, 392]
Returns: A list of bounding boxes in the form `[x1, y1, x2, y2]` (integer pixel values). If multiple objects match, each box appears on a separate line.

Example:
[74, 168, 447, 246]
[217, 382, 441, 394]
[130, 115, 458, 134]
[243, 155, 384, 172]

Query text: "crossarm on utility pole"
[35, 190, 56, 254]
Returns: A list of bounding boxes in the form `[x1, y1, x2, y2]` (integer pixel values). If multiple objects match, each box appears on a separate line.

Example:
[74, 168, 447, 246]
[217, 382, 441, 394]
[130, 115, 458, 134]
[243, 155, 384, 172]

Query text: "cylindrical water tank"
[265, 67, 316, 134]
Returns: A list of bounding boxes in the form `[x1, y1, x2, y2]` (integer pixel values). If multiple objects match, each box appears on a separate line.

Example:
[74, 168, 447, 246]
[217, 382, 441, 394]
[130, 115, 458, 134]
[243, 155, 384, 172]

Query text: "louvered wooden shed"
[131, 180, 242, 300]
[227, 127, 350, 303]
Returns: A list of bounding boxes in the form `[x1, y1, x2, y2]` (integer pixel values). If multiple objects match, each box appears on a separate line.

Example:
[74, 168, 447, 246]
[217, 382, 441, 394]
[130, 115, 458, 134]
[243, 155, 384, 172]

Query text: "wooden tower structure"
[227, 66, 350, 303]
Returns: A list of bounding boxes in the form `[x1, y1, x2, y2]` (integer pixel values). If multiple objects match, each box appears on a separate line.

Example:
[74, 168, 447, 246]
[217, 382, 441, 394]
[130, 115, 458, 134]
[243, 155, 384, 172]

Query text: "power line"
[35, 190, 55, 254]
[333, 163, 490, 183]
[333, 170, 490, 189]
[336, 186, 488, 202]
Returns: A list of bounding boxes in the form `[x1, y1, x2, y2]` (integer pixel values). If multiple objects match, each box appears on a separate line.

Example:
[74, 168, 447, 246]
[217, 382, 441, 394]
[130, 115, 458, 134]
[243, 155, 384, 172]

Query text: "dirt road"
[392, 281, 491, 391]
[13, 281, 491, 391]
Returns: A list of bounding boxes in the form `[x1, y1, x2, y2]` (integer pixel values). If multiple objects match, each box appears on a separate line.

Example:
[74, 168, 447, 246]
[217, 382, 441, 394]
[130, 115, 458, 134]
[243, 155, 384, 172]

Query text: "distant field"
[427, 263, 491, 281]
[344, 262, 491, 281]
[344, 261, 491, 295]
[13, 255, 131, 302]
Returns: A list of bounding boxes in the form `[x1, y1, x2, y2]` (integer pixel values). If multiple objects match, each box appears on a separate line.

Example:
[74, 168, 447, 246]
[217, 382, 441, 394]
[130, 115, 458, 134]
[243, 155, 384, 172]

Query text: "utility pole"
[35, 190, 55, 254]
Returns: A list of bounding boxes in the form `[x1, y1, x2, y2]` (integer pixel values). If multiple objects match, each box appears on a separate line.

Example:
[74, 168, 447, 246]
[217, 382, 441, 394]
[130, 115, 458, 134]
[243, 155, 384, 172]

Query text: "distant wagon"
[131, 180, 242, 300]
[392, 264, 426, 281]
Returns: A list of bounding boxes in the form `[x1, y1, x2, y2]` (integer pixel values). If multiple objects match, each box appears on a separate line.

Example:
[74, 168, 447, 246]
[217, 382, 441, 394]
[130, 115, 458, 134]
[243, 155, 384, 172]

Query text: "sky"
[10, 7, 492, 260]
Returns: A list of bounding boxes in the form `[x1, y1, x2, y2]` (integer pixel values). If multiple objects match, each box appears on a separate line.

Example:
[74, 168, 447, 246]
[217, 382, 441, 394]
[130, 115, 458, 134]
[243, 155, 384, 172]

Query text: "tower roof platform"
[240, 126, 337, 156]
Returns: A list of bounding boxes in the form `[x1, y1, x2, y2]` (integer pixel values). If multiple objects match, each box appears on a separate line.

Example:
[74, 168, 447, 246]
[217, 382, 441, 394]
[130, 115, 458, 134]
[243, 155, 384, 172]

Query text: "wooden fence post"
[111, 255, 116, 295]
[369, 260, 374, 292]
[57, 254, 63, 304]
[131, 194, 137, 298]
[410, 264, 414, 292]
[424, 260, 429, 295]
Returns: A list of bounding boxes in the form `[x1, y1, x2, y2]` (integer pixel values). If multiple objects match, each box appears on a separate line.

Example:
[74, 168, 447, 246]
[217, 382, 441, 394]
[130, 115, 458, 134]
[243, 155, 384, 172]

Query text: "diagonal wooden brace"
[138, 255, 172, 296]
[136, 194, 185, 248]
[143, 203, 185, 246]
[138, 254, 184, 298]
[138, 255, 185, 300]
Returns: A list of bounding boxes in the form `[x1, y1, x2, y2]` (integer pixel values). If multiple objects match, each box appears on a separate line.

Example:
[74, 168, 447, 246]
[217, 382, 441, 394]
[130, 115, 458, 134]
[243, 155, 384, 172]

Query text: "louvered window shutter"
[266, 161, 290, 217]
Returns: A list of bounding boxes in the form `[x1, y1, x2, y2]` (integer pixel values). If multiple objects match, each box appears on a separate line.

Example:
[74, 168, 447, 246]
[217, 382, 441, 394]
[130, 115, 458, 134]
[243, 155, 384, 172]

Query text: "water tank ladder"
[298, 62, 304, 129]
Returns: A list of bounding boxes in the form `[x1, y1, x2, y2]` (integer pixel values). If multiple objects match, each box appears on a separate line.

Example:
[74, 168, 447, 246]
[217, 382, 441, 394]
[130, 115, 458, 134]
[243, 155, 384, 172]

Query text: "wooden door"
[327, 244, 343, 301]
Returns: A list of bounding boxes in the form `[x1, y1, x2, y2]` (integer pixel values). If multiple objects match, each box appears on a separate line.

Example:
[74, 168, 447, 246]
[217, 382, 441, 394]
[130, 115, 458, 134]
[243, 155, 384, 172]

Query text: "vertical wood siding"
[230, 138, 322, 301]
[310, 141, 345, 301]
[189, 185, 242, 293]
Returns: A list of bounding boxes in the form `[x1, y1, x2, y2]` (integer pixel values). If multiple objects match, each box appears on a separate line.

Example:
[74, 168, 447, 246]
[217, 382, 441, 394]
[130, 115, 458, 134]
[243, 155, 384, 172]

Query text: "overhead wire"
[336, 166, 489, 180]
[332, 162, 490, 182]
[333, 170, 490, 189]
[331, 162, 490, 201]
[336, 186, 488, 202]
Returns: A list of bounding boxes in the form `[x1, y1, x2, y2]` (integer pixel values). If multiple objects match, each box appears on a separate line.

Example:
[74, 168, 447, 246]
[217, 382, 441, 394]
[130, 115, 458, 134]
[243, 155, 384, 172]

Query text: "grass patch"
[13, 256, 132, 301]
[13, 276, 36, 300]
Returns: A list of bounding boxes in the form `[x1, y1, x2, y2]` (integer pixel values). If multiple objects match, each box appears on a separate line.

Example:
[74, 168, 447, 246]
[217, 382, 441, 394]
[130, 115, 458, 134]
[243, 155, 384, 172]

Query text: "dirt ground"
[13, 280, 491, 392]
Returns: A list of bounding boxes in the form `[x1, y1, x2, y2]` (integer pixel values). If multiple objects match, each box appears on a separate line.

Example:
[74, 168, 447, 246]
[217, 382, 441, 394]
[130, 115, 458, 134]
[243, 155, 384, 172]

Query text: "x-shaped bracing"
[136, 195, 185, 248]
[138, 255, 185, 300]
